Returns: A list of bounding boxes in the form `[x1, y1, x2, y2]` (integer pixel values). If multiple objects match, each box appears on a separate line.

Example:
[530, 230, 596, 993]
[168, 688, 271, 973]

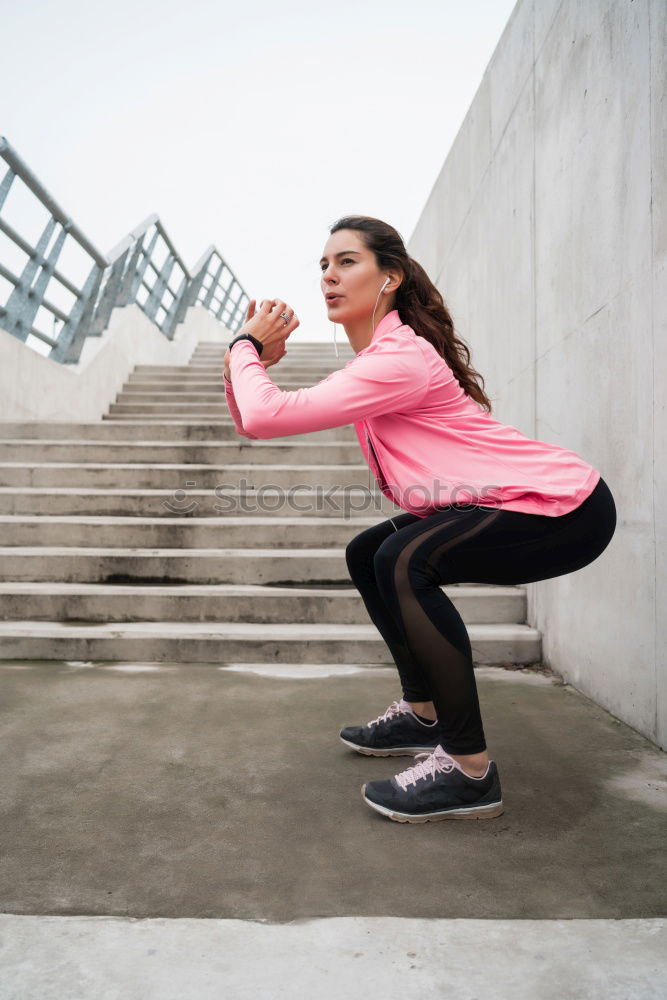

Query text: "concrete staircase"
[0, 341, 542, 667]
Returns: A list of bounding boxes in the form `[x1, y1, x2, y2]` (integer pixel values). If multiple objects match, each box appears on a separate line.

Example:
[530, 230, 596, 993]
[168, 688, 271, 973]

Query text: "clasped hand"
[223, 298, 299, 378]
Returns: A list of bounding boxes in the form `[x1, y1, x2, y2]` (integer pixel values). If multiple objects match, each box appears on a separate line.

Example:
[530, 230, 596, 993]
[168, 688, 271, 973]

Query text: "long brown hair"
[329, 215, 492, 413]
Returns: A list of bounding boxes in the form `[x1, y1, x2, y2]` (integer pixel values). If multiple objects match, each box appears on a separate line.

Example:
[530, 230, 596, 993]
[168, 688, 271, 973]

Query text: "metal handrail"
[0, 136, 249, 363]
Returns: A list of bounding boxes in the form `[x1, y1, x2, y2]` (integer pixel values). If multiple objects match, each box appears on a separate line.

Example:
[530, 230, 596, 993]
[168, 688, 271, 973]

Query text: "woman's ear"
[385, 269, 403, 292]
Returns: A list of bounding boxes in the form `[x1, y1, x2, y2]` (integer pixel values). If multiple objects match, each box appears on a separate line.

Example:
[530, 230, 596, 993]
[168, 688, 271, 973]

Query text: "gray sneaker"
[339, 698, 443, 756]
[362, 744, 504, 822]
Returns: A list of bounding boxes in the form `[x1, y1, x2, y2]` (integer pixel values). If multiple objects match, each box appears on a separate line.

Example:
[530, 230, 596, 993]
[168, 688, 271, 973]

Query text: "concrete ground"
[1, 660, 666, 996]
[1, 915, 666, 999]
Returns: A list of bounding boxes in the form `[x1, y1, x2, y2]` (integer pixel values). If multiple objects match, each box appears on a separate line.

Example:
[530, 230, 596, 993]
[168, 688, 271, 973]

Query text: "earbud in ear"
[381, 277, 391, 291]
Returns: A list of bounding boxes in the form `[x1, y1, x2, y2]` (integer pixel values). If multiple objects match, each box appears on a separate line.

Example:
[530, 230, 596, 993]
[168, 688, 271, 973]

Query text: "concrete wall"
[0, 305, 232, 422]
[408, 0, 666, 749]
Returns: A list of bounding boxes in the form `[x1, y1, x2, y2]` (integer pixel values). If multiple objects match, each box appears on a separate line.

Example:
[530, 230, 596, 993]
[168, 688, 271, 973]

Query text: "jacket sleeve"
[227, 338, 430, 439]
[223, 372, 260, 440]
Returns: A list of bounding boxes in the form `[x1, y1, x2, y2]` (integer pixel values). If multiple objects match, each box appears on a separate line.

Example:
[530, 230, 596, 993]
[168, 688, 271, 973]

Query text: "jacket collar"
[358, 309, 403, 354]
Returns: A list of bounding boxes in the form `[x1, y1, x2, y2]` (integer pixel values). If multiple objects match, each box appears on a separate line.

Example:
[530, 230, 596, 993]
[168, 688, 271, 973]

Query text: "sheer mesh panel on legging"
[344, 478, 616, 756]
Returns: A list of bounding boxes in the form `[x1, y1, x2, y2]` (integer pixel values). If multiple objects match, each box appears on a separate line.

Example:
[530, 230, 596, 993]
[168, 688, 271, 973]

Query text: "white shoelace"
[367, 699, 411, 728]
[394, 745, 457, 790]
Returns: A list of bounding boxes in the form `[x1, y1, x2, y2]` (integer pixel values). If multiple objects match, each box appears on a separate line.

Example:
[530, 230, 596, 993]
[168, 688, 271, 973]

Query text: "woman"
[222, 215, 617, 825]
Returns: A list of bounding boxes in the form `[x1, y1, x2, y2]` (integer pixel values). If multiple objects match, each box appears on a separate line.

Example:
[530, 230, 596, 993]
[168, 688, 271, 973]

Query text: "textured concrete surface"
[1, 915, 666, 1000]
[0, 661, 665, 921]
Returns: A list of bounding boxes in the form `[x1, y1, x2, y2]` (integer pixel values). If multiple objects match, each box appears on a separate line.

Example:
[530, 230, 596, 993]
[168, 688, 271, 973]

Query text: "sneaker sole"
[360, 784, 505, 822]
[340, 735, 440, 756]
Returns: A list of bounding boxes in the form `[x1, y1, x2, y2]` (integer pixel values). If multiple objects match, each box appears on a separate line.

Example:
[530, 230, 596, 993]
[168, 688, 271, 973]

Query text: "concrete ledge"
[0, 305, 232, 422]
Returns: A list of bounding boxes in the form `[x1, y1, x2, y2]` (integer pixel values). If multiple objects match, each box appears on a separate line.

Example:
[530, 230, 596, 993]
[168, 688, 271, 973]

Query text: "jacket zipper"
[366, 431, 398, 531]
[366, 427, 388, 493]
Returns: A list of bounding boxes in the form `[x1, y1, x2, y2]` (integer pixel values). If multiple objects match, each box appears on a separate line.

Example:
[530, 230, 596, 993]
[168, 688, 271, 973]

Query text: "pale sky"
[1, 0, 517, 345]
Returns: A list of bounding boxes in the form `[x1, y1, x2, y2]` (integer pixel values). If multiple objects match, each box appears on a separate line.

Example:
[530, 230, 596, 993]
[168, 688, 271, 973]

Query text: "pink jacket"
[223, 308, 600, 517]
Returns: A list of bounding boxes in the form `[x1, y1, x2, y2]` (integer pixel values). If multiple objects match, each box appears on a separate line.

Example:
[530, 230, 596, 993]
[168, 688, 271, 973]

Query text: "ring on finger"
[280, 310, 291, 326]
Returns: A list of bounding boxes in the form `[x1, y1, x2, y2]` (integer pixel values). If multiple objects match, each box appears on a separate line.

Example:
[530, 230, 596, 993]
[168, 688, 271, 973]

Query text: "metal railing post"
[0, 137, 250, 363]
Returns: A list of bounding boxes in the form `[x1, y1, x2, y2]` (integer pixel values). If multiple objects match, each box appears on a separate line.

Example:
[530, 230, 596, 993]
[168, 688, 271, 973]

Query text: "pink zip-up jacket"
[223, 308, 600, 517]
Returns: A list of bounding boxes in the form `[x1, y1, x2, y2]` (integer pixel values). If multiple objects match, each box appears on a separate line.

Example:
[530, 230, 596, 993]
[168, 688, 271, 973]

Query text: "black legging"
[345, 476, 617, 755]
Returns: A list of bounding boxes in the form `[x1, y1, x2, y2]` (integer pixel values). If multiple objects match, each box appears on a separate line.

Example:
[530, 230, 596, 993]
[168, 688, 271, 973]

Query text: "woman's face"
[319, 229, 389, 325]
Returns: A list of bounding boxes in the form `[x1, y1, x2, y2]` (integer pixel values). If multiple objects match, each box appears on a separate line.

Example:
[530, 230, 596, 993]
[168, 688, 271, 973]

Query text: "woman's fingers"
[270, 300, 300, 334]
[271, 301, 289, 325]
[248, 298, 300, 342]
[282, 308, 299, 335]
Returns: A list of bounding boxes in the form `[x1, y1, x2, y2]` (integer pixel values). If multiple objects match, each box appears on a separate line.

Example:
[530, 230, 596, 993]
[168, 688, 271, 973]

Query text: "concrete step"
[127, 375, 232, 384]
[192, 343, 338, 348]
[135, 365, 350, 378]
[118, 391, 229, 403]
[120, 382, 331, 393]
[192, 343, 348, 354]
[114, 387, 321, 402]
[0, 421, 357, 442]
[134, 363, 352, 374]
[203, 368, 343, 376]
[0, 486, 376, 517]
[0, 620, 541, 665]
[102, 413, 233, 421]
[193, 347, 339, 354]
[100, 413, 358, 430]
[0, 514, 381, 548]
[0, 546, 358, 583]
[0, 440, 361, 464]
[214, 356, 344, 361]
[187, 366, 345, 376]
[0, 463, 374, 488]
[126, 372, 341, 384]
[0, 582, 526, 624]
[142, 369, 342, 379]
[106, 403, 239, 415]
[191, 351, 347, 362]
[181, 368, 342, 378]
[123, 382, 231, 391]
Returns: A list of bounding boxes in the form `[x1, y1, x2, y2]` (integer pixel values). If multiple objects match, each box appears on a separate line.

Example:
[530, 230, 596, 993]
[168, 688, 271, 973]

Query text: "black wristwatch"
[228, 332, 264, 357]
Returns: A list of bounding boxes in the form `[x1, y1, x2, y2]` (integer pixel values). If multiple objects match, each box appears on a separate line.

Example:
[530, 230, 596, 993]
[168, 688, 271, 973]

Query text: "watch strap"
[228, 332, 264, 357]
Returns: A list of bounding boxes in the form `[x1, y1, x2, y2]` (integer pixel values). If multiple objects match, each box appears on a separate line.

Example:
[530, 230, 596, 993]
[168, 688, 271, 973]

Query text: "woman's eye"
[320, 258, 354, 271]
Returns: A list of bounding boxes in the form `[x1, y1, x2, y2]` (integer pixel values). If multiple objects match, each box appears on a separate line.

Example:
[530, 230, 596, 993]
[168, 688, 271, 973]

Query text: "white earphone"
[332, 276, 392, 359]
[370, 276, 391, 338]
